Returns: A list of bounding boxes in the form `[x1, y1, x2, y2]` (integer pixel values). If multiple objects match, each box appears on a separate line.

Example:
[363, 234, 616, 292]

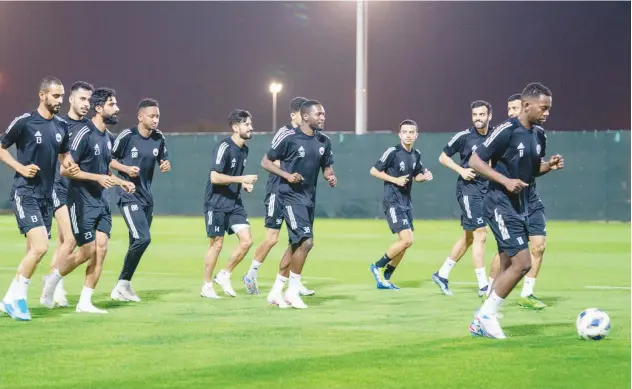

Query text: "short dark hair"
[471, 100, 492, 114]
[90, 87, 116, 113]
[290, 97, 308, 112]
[228, 109, 252, 127]
[521, 82, 552, 100]
[399, 119, 418, 130]
[39, 76, 62, 92]
[507, 93, 521, 102]
[300, 100, 322, 116]
[71, 81, 94, 93]
[138, 98, 159, 111]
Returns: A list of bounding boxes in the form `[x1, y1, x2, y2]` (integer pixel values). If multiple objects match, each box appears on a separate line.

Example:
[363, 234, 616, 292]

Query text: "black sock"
[384, 264, 397, 280]
[375, 254, 391, 268]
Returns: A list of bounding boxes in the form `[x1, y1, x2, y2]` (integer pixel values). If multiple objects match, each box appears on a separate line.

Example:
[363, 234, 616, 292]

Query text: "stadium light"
[355, 0, 367, 135]
[269, 82, 283, 131]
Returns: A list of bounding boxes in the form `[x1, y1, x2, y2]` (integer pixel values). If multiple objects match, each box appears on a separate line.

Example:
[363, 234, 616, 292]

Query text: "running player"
[468, 82, 564, 338]
[50, 80, 94, 307]
[262, 100, 336, 309]
[40, 87, 135, 314]
[243, 96, 315, 297]
[432, 101, 492, 297]
[109, 98, 171, 302]
[368, 120, 433, 289]
[201, 109, 257, 299]
[0, 76, 79, 320]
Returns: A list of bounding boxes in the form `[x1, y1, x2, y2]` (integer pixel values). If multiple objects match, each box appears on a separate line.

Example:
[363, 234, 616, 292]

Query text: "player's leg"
[78, 227, 110, 314]
[201, 209, 225, 299]
[381, 229, 413, 290]
[518, 207, 547, 309]
[267, 245, 292, 308]
[432, 231, 472, 295]
[488, 253, 500, 296]
[112, 204, 152, 302]
[215, 210, 253, 297]
[370, 206, 413, 288]
[50, 204, 76, 307]
[471, 226, 489, 296]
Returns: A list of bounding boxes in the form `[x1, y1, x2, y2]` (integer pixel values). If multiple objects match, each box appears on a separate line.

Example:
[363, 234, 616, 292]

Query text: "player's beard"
[45, 98, 61, 115]
[240, 131, 252, 140]
[473, 120, 487, 129]
[103, 114, 119, 125]
[309, 123, 323, 132]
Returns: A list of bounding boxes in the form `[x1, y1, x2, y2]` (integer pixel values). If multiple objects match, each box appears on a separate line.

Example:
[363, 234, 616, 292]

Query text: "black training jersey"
[55, 115, 90, 191]
[265, 125, 294, 195]
[111, 127, 169, 206]
[1, 111, 70, 198]
[528, 126, 547, 210]
[204, 137, 249, 211]
[373, 144, 424, 210]
[475, 117, 542, 215]
[266, 128, 334, 207]
[67, 121, 113, 206]
[443, 127, 490, 196]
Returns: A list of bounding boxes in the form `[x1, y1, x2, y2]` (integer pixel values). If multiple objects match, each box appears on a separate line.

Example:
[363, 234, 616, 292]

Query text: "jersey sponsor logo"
[94, 144, 101, 155]
[35, 131, 42, 144]
[399, 161, 405, 171]
[319, 147, 325, 155]
[131, 146, 138, 159]
[56, 133, 62, 142]
[298, 146, 305, 158]
[231, 158, 237, 168]
[517, 142, 525, 158]
[153, 148, 159, 156]
[536, 144, 541, 155]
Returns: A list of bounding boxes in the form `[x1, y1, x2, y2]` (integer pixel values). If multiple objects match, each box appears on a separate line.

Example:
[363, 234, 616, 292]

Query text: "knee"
[240, 236, 253, 250]
[473, 229, 487, 244]
[531, 240, 546, 257]
[464, 233, 474, 246]
[400, 236, 414, 249]
[210, 237, 224, 251]
[30, 241, 49, 260]
[96, 241, 108, 256]
[301, 238, 314, 252]
[517, 254, 532, 274]
[266, 232, 279, 247]
[137, 235, 151, 248]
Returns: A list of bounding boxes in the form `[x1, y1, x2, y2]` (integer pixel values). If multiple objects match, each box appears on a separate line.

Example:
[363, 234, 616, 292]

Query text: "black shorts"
[528, 206, 547, 237]
[68, 199, 112, 246]
[120, 203, 153, 241]
[485, 199, 528, 257]
[384, 205, 414, 234]
[263, 192, 284, 230]
[205, 205, 250, 237]
[52, 185, 67, 212]
[11, 193, 53, 238]
[283, 204, 315, 244]
[457, 194, 487, 231]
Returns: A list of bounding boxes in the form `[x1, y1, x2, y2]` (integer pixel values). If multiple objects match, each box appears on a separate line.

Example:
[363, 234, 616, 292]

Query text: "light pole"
[355, 0, 367, 135]
[269, 82, 283, 131]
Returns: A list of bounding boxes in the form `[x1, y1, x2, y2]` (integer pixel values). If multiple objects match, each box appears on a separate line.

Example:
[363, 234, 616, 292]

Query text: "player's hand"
[325, 174, 337, 187]
[65, 162, 80, 177]
[18, 164, 40, 178]
[393, 175, 409, 187]
[98, 175, 117, 189]
[159, 160, 171, 173]
[286, 172, 304, 184]
[243, 183, 254, 193]
[504, 179, 529, 193]
[241, 174, 258, 185]
[549, 154, 564, 170]
[121, 181, 136, 194]
[127, 166, 141, 178]
[459, 168, 476, 181]
[420, 169, 434, 182]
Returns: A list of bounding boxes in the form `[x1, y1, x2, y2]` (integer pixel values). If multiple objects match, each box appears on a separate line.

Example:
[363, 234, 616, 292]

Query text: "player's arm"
[210, 142, 257, 185]
[156, 130, 171, 173]
[109, 130, 141, 177]
[63, 130, 118, 188]
[261, 133, 303, 183]
[537, 154, 564, 176]
[370, 147, 408, 187]
[440, 132, 476, 180]
[320, 140, 336, 187]
[413, 151, 433, 183]
[0, 118, 40, 178]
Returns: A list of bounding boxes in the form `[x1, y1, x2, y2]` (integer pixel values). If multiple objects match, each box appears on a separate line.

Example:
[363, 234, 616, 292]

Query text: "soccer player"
[243, 96, 315, 297]
[262, 100, 336, 309]
[49, 81, 95, 307]
[432, 101, 492, 297]
[0, 76, 79, 320]
[40, 87, 136, 314]
[368, 120, 433, 289]
[201, 109, 257, 299]
[109, 98, 171, 302]
[468, 82, 564, 338]
[486, 94, 549, 310]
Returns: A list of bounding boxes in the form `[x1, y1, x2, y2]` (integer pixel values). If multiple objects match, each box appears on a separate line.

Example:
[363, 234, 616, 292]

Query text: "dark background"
[0, 1, 629, 133]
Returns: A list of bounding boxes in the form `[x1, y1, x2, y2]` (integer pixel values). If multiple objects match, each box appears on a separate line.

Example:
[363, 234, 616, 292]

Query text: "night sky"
[0, 1, 629, 133]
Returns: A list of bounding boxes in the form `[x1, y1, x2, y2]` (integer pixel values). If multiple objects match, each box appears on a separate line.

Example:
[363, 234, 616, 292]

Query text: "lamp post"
[269, 82, 283, 131]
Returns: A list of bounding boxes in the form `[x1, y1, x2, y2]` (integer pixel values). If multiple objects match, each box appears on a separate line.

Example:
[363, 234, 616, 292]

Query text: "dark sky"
[0, 1, 629, 133]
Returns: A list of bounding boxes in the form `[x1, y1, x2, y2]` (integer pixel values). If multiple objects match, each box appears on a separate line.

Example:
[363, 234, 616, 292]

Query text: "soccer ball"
[576, 308, 611, 340]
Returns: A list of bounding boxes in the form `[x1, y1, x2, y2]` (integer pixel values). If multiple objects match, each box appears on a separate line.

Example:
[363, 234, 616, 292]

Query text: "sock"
[3, 278, 18, 302]
[246, 260, 262, 280]
[375, 254, 391, 268]
[475, 267, 488, 289]
[117, 279, 130, 288]
[79, 286, 94, 306]
[57, 277, 65, 291]
[15, 275, 30, 300]
[217, 270, 230, 280]
[438, 257, 456, 279]
[384, 264, 397, 280]
[480, 291, 504, 316]
[203, 281, 213, 289]
[287, 271, 301, 295]
[271, 274, 288, 295]
[521, 276, 536, 298]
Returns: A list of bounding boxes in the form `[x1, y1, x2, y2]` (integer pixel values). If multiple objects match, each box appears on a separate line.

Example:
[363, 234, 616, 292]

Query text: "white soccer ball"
[576, 308, 611, 340]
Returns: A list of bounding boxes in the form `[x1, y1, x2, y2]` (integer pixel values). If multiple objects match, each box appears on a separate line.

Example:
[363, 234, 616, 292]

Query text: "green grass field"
[0, 215, 629, 389]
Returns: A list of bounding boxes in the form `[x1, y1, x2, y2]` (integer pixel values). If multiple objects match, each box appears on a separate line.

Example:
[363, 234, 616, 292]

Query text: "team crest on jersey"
[153, 148, 159, 157]
[319, 147, 325, 155]
[536, 144, 541, 155]
[94, 144, 101, 155]
[231, 158, 236, 168]
[55, 133, 62, 142]
[399, 161, 406, 171]
[471, 145, 477, 151]
[298, 146, 305, 158]
[131, 147, 138, 159]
